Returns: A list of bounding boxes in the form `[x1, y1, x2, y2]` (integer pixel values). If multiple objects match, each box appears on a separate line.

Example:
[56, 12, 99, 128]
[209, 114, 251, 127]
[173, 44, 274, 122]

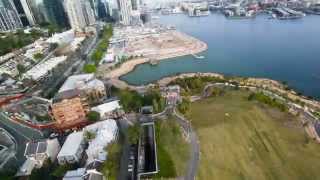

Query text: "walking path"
[172, 109, 200, 180]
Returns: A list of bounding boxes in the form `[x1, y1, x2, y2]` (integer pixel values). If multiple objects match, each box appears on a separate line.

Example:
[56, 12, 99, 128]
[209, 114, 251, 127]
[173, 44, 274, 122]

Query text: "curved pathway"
[151, 107, 200, 180]
[173, 109, 200, 180]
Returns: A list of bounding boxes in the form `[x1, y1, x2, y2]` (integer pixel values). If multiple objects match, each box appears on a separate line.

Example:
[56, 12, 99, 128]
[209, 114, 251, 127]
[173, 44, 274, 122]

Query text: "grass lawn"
[187, 90, 320, 180]
[153, 117, 190, 179]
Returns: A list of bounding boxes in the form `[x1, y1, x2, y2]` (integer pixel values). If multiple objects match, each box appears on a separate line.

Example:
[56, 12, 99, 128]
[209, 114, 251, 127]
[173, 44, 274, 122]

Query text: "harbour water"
[121, 13, 320, 99]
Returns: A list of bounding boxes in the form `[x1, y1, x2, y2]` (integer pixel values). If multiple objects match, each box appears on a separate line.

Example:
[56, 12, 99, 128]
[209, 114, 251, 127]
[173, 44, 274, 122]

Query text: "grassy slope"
[154, 117, 190, 179]
[187, 90, 320, 180]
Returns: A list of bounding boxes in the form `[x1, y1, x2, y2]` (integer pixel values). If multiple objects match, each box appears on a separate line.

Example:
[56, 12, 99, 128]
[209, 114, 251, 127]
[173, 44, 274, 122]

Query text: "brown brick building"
[51, 90, 89, 129]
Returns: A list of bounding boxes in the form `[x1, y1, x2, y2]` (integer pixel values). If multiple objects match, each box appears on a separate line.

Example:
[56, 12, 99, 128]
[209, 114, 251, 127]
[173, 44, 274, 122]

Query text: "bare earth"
[101, 30, 208, 89]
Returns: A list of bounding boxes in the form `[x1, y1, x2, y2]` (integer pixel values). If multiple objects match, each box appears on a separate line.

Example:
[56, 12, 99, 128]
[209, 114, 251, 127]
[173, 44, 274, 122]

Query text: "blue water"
[121, 13, 320, 99]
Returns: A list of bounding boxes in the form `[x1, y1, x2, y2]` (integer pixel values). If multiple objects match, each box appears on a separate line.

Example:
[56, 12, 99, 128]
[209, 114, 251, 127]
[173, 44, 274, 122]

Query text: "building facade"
[0, 0, 22, 31]
[12, 0, 30, 26]
[118, 0, 132, 25]
[43, 0, 69, 27]
[57, 131, 85, 164]
[64, 0, 96, 31]
[19, 0, 36, 26]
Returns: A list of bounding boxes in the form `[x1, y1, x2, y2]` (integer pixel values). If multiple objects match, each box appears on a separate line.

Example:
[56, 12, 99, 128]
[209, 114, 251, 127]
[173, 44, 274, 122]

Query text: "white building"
[100, 48, 116, 64]
[64, 0, 96, 31]
[46, 30, 75, 46]
[63, 168, 104, 180]
[24, 39, 50, 60]
[91, 100, 121, 119]
[84, 120, 118, 164]
[118, 0, 132, 25]
[59, 74, 104, 93]
[57, 131, 85, 165]
[16, 138, 61, 177]
[24, 138, 61, 167]
[63, 168, 86, 180]
[24, 56, 68, 81]
[58, 73, 106, 103]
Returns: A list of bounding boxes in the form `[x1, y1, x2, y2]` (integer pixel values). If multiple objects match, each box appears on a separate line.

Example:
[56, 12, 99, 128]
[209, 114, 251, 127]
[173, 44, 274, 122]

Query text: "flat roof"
[91, 100, 120, 116]
[25, 56, 67, 80]
[15, 158, 36, 177]
[63, 168, 86, 180]
[84, 120, 118, 164]
[58, 73, 104, 93]
[24, 140, 47, 156]
[58, 131, 84, 158]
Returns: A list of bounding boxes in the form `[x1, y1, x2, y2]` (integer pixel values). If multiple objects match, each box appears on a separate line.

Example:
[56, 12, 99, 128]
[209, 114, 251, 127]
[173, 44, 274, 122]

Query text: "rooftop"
[24, 56, 67, 81]
[58, 131, 84, 158]
[84, 120, 118, 164]
[91, 100, 121, 117]
[46, 30, 75, 45]
[24, 140, 47, 156]
[63, 168, 86, 180]
[54, 89, 82, 103]
[15, 158, 36, 177]
[58, 74, 104, 93]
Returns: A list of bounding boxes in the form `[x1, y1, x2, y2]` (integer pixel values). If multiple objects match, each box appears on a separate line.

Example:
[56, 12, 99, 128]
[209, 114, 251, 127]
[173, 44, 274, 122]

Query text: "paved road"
[118, 118, 130, 180]
[152, 107, 200, 180]
[0, 112, 43, 166]
[172, 109, 200, 180]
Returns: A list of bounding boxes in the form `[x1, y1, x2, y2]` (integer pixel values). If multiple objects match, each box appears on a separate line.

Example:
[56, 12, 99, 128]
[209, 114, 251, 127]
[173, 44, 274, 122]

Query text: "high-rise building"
[97, 0, 107, 19]
[131, 0, 140, 10]
[20, 0, 49, 26]
[12, 0, 30, 26]
[0, 0, 23, 31]
[64, 0, 96, 31]
[89, 0, 99, 18]
[43, 0, 69, 28]
[118, 0, 132, 25]
[20, 0, 36, 26]
[20, 0, 69, 28]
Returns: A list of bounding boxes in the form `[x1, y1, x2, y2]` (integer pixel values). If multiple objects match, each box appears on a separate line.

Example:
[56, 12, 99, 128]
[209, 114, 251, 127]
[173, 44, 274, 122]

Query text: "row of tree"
[248, 92, 288, 112]
[115, 88, 166, 113]
[169, 76, 225, 96]
[0, 29, 43, 56]
[83, 25, 113, 73]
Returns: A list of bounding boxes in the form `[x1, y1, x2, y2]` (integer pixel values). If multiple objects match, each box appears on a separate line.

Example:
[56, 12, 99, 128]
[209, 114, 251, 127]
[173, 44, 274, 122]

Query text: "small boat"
[192, 54, 205, 59]
[149, 59, 158, 65]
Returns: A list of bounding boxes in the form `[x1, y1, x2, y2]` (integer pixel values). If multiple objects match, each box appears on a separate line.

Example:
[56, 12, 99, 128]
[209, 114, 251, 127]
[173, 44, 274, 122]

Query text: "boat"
[192, 54, 205, 59]
[149, 59, 158, 65]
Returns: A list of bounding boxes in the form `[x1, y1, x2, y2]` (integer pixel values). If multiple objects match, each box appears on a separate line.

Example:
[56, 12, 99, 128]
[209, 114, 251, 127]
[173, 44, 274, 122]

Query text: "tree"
[51, 164, 75, 178]
[178, 97, 191, 114]
[128, 124, 141, 144]
[33, 53, 44, 60]
[118, 89, 143, 112]
[16, 64, 26, 77]
[102, 142, 121, 179]
[152, 99, 159, 113]
[86, 111, 101, 122]
[84, 130, 96, 140]
[83, 64, 97, 73]
[91, 50, 104, 65]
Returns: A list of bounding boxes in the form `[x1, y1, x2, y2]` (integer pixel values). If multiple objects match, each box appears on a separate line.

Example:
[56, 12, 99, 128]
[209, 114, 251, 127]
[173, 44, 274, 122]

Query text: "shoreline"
[100, 30, 320, 110]
[102, 30, 208, 89]
[110, 70, 320, 111]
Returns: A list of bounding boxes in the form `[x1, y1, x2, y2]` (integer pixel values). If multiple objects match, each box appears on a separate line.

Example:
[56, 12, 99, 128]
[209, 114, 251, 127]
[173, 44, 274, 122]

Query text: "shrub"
[86, 111, 101, 122]
[83, 64, 96, 73]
